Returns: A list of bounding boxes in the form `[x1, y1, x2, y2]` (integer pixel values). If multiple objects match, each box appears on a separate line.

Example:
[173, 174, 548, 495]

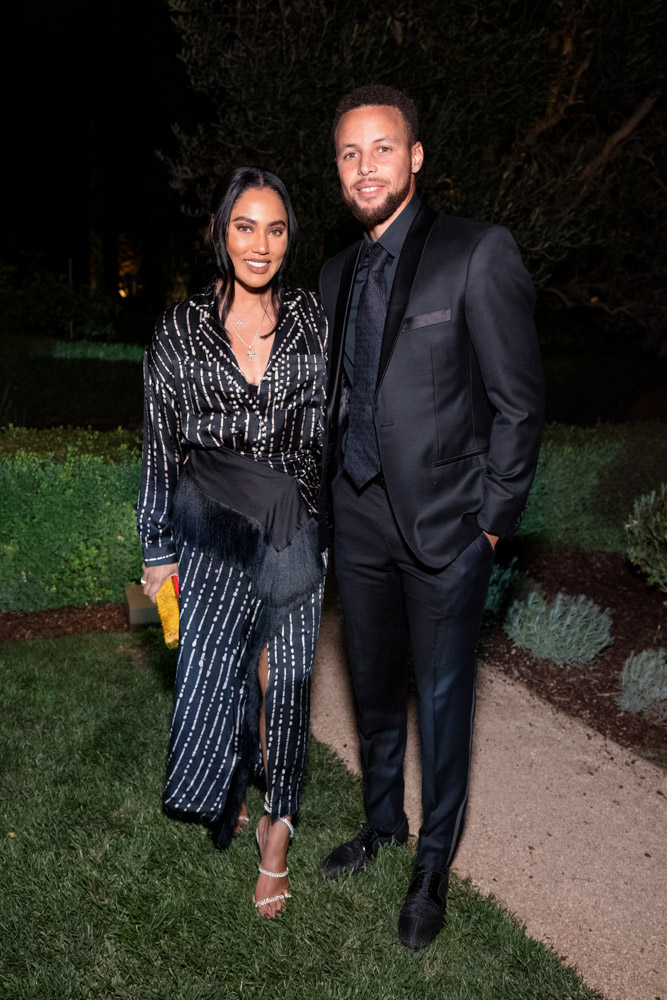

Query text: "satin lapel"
[329, 241, 363, 393]
[376, 204, 437, 391]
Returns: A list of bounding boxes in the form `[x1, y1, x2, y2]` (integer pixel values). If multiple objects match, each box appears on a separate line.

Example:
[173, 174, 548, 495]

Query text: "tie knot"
[366, 241, 391, 275]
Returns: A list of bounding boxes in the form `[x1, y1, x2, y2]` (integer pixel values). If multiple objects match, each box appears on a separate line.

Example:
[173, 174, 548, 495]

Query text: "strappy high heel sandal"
[253, 795, 295, 913]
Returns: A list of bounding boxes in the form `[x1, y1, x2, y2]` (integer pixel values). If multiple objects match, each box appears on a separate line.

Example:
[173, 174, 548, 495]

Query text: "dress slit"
[162, 540, 323, 849]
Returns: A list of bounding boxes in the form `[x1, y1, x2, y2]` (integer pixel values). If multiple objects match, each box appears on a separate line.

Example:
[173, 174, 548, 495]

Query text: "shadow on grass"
[134, 624, 178, 692]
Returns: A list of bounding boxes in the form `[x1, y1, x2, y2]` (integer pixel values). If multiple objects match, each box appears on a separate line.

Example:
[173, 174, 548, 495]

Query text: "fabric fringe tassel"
[171, 473, 323, 610]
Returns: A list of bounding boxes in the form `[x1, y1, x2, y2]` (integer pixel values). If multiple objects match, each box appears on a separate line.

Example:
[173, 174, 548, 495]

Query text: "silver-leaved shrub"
[504, 591, 613, 666]
[615, 648, 667, 720]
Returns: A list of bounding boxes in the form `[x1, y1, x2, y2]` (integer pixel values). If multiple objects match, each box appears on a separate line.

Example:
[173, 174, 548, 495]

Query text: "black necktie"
[344, 241, 391, 489]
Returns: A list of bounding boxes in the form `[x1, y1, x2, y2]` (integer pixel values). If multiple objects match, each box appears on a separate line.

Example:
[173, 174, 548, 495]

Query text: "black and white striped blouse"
[138, 284, 327, 568]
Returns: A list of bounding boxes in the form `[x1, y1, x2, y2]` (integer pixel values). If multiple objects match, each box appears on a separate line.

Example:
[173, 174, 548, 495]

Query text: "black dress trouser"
[332, 468, 495, 872]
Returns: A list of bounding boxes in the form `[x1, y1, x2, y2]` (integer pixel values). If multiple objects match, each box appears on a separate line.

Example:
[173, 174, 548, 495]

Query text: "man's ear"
[411, 142, 424, 175]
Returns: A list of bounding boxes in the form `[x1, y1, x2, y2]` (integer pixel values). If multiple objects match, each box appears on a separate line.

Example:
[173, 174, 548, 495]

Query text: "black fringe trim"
[172, 473, 323, 610]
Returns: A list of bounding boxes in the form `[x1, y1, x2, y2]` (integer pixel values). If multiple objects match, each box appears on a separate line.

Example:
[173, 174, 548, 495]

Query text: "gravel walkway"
[310, 595, 667, 1000]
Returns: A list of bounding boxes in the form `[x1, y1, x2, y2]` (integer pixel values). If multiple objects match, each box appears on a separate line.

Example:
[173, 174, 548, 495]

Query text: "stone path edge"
[309, 601, 667, 1000]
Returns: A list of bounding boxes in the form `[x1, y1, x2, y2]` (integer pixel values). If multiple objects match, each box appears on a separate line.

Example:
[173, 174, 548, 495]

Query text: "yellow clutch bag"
[155, 576, 179, 649]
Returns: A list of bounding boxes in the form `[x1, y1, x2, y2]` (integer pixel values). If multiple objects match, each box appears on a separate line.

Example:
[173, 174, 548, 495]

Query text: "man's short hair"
[331, 84, 419, 146]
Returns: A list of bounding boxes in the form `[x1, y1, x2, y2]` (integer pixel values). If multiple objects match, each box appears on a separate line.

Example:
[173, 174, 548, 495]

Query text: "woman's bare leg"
[254, 646, 291, 916]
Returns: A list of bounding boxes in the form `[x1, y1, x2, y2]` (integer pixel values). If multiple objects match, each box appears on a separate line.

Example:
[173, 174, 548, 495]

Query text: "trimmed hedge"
[2, 421, 667, 612]
[0, 426, 140, 462]
[0, 427, 142, 612]
[519, 422, 667, 551]
[1, 335, 144, 364]
[44, 340, 145, 363]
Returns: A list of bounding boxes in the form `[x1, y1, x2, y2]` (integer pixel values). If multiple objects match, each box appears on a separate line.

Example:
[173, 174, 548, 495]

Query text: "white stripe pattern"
[137, 283, 328, 830]
[137, 284, 327, 567]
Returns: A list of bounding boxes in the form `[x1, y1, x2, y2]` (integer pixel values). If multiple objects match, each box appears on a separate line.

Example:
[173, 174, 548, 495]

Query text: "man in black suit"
[318, 84, 544, 950]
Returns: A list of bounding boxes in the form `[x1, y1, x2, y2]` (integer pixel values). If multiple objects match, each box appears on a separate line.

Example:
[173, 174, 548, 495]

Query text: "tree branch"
[573, 91, 661, 191]
[544, 285, 637, 316]
[497, 44, 592, 199]
[525, 53, 591, 145]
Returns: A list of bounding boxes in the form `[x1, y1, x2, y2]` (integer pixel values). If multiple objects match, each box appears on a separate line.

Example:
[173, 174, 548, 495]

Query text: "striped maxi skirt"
[162, 523, 325, 850]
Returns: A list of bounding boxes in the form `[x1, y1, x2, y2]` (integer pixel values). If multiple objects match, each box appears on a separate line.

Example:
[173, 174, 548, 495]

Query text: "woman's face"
[225, 186, 289, 291]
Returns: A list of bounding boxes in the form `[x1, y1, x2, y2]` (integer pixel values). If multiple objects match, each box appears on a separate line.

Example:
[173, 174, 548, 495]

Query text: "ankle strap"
[277, 815, 295, 839]
[258, 864, 289, 878]
[264, 795, 295, 839]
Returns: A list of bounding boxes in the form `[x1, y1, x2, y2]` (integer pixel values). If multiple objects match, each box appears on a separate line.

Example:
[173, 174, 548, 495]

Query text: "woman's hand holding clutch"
[141, 562, 178, 603]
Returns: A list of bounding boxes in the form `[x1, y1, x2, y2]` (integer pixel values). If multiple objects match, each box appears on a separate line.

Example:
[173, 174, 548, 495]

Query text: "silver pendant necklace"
[230, 303, 268, 362]
[229, 302, 256, 330]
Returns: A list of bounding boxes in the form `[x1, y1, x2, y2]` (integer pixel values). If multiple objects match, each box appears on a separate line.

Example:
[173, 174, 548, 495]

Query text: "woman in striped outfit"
[137, 167, 327, 917]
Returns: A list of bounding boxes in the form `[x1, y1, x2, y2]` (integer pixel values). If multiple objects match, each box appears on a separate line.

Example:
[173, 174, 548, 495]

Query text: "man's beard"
[344, 174, 413, 228]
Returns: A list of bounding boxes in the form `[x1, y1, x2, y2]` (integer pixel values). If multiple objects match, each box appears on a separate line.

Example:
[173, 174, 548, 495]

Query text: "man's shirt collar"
[362, 192, 422, 259]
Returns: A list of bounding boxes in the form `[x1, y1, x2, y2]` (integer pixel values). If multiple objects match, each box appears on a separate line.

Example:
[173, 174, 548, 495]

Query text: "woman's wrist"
[141, 562, 178, 603]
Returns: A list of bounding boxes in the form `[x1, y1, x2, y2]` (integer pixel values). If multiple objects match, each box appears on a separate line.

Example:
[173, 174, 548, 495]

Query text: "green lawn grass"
[0, 632, 606, 1000]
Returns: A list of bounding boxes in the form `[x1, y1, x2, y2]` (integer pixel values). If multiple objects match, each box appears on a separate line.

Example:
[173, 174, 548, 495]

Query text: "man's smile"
[354, 183, 387, 200]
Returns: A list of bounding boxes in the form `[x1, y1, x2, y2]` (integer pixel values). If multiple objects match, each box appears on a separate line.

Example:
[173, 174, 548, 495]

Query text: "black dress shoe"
[398, 863, 449, 950]
[320, 816, 409, 880]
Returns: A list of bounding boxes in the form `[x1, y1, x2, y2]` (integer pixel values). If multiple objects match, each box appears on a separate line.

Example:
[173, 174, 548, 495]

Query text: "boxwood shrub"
[519, 422, 667, 551]
[2, 421, 666, 612]
[0, 427, 142, 612]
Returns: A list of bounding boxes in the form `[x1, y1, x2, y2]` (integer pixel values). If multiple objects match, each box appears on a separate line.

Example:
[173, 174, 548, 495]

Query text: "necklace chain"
[229, 302, 256, 330]
[228, 299, 269, 362]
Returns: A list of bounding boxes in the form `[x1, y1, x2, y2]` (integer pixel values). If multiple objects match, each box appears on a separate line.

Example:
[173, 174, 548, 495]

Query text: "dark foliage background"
[162, 0, 666, 347]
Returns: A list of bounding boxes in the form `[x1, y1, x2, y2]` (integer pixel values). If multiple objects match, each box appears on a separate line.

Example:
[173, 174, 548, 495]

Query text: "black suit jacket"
[318, 203, 544, 568]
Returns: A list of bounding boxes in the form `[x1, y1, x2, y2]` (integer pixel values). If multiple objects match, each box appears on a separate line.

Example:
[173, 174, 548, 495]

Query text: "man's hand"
[141, 562, 178, 603]
[482, 531, 499, 550]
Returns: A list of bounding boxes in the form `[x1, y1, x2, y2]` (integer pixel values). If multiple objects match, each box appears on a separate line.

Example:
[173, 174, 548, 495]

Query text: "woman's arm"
[312, 293, 329, 457]
[137, 309, 185, 572]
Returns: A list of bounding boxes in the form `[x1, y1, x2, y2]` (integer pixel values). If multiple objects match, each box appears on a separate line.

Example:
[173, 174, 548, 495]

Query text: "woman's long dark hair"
[209, 166, 299, 341]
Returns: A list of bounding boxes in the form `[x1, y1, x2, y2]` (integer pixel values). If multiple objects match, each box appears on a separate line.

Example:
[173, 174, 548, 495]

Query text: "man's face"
[334, 105, 424, 232]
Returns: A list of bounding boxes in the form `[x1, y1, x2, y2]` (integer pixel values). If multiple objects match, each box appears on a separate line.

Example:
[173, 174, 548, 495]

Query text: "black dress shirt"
[137, 284, 327, 566]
